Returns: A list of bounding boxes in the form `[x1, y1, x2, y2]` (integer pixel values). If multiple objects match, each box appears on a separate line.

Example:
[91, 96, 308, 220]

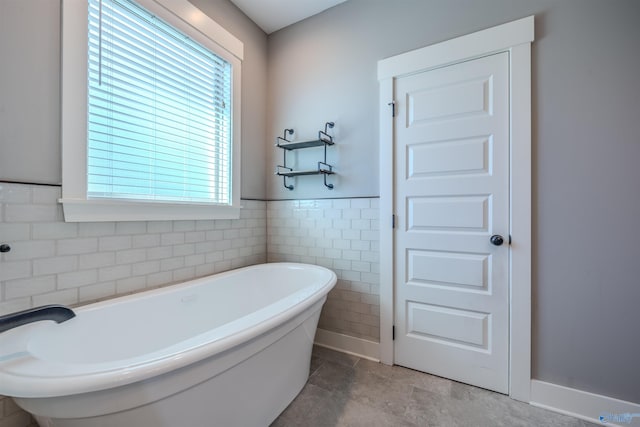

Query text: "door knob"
[490, 235, 504, 246]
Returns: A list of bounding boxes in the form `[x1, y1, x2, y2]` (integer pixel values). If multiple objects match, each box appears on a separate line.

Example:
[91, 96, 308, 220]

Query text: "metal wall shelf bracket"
[275, 122, 336, 190]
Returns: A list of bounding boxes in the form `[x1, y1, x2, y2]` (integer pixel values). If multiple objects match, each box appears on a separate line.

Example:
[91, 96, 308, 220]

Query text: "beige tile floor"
[271, 346, 598, 427]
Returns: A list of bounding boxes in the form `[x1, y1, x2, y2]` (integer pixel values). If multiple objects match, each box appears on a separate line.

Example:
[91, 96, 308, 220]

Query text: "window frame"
[60, 0, 243, 222]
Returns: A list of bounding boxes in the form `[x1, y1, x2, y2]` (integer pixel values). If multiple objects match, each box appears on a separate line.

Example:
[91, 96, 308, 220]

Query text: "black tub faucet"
[0, 304, 76, 333]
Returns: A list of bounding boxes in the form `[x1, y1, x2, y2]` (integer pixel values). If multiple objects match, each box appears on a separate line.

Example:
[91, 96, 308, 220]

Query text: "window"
[61, 0, 243, 221]
[87, 0, 232, 204]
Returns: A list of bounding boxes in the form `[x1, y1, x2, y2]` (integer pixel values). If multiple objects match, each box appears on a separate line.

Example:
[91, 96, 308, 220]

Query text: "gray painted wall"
[0, 0, 268, 200]
[267, 0, 640, 403]
[0, 0, 60, 185]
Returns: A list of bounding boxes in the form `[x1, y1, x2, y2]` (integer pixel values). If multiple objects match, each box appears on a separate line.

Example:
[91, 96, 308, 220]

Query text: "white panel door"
[394, 52, 510, 393]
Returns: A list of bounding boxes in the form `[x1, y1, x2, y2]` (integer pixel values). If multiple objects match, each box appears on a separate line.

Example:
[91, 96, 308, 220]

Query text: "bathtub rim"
[0, 262, 336, 398]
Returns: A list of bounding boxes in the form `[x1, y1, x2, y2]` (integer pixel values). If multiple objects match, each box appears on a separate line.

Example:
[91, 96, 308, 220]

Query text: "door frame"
[377, 16, 534, 402]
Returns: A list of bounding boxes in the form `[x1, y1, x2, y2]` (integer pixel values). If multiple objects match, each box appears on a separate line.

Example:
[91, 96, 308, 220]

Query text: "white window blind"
[87, 0, 233, 204]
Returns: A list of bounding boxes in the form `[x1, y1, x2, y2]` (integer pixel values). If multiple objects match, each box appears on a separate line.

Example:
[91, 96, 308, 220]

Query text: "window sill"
[59, 198, 241, 222]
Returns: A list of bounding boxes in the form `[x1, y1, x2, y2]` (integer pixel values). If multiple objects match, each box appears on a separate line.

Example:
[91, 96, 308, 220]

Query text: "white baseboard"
[530, 380, 640, 426]
[314, 328, 380, 362]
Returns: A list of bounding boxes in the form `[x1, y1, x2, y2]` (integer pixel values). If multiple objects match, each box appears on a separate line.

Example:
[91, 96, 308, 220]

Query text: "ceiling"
[229, 0, 347, 34]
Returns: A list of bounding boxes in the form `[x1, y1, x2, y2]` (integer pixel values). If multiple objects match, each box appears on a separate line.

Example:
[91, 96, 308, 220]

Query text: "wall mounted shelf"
[275, 122, 335, 190]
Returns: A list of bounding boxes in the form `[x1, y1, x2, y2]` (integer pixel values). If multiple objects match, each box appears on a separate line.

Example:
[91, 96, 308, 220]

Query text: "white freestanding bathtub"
[0, 263, 336, 427]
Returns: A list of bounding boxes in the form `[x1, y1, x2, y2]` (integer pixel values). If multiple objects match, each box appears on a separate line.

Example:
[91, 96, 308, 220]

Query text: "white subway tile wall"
[267, 198, 380, 342]
[0, 184, 267, 316]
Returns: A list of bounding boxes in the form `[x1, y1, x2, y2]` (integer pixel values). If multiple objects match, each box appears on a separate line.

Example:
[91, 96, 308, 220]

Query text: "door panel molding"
[378, 16, 533, 402]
